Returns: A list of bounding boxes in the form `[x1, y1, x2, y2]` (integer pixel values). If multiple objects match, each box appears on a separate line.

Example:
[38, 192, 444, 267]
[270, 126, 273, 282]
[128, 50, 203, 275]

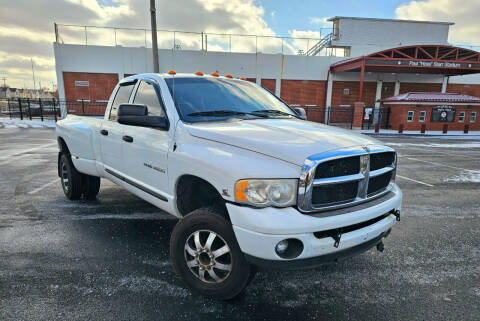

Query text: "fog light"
[275, 240, 289, 254]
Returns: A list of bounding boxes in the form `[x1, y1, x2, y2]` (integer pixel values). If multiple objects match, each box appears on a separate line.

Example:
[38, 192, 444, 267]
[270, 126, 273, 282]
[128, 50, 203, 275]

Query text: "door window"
[110, 84, 134, 121]
[133, 81, 165, 116]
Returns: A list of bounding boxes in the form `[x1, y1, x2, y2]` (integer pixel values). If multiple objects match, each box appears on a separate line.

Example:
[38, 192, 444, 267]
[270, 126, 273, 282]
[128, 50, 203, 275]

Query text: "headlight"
[235, 179, 297, 207]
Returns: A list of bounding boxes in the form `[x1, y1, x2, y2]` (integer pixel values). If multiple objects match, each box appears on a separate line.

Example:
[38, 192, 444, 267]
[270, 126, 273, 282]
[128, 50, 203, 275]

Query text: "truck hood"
[184, 118, 379, 166]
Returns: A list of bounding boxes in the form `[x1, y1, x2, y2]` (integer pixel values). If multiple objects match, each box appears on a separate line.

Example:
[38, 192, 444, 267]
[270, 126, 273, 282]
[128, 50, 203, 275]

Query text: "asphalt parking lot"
[1, 126, 479, 321]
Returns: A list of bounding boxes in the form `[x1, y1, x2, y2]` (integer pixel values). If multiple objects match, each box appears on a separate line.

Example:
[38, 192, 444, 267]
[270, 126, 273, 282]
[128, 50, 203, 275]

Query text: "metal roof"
[380, 92, 480, 103]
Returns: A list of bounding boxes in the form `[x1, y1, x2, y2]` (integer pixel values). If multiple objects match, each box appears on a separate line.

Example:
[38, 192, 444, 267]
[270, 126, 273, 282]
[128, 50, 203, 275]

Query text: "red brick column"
[352, 102, 365, 129]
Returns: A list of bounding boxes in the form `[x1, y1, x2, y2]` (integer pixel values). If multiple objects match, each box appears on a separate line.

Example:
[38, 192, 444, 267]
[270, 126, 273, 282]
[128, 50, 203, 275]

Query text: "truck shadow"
[54, 186, 393, 320]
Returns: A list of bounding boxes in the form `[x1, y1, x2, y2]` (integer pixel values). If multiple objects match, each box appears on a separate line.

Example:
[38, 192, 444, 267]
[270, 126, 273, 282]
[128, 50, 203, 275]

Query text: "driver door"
[100, 82, 135, 176]
[121, 80, 170, 196]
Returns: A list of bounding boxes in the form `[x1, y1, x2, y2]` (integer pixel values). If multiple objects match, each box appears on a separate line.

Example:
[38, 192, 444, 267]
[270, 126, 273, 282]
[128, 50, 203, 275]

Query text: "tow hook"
[376, 241, 384, 252]
[391, 209, 401, 221]
[332, 232, 342, 248]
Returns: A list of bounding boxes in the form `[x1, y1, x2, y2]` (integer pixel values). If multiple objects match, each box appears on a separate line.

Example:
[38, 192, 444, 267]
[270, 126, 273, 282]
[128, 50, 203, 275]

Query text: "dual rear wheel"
[59, 153, 100, 200]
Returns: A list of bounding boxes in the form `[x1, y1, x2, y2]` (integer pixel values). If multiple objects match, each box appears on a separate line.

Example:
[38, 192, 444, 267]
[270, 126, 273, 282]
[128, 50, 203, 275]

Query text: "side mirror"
[118, 103, 148, 117]
[117, 104, 169, 130]
[294, 107, 307, 120]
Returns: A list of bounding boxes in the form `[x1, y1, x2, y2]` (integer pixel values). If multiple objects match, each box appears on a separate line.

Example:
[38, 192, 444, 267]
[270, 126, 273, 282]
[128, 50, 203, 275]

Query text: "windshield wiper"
[187, 110, 268, 118]
[250, 109, 296, 117]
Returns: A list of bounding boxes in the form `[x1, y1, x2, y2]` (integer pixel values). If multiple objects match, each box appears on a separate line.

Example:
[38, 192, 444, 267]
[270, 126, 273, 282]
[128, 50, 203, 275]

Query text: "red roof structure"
[329, 45, 480, 101]
[331, 45, 480, 75]
[379, 92, 480, 104]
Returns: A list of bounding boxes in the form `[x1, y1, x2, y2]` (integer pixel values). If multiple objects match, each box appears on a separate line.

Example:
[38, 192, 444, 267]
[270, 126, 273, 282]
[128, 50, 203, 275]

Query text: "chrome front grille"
[297, 145, 396, 213]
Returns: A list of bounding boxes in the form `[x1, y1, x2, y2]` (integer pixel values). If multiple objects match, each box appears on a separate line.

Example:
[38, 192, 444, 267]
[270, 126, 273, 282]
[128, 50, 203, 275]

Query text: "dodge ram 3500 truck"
[56, 72, 402, 299]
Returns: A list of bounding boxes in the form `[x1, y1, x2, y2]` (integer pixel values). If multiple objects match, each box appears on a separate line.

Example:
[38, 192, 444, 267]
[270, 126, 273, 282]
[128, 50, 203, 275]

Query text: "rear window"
[109, 84, 134, 121]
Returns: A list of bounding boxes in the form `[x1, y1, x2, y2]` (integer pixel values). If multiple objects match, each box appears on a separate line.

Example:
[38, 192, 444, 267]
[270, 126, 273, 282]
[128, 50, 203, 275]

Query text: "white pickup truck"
[56, 72, 402, 299]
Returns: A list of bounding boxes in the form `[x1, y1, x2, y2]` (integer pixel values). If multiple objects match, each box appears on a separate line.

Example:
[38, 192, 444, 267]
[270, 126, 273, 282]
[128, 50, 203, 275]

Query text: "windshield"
[164, 77, 297, 122]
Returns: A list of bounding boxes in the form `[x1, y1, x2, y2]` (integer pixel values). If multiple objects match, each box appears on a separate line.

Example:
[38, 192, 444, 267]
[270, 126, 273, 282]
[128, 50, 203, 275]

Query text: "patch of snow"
[72, 213, 173, 220]
[386, 142, 480, 148]
[444, 171, 480, 183]
[357, 129, 480, 137]
[0, 118, 56, 128]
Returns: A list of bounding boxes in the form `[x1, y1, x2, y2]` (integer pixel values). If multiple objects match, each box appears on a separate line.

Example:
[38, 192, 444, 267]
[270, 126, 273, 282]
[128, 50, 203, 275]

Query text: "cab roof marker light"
[168, 70, 176, 75]
[239, 77, 246, 80]
[211, 72, 220, 77]
[195, 71, 204, 76]
[225, 74, 233, 78]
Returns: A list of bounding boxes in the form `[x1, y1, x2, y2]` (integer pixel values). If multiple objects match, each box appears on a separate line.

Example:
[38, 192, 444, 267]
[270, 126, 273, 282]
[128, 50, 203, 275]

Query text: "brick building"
[380, 92, 480, 131]
[53, 16, 480, 129]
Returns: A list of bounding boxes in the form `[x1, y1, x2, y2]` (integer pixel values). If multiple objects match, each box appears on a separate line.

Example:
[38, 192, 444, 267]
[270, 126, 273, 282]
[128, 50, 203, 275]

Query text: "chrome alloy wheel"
[184, 230, 232, 283]
[61, 161, 69, 193]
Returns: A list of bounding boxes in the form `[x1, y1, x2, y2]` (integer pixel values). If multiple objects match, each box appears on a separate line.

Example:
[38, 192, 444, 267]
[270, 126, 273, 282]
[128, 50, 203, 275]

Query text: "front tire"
[170, 207, 255, 300]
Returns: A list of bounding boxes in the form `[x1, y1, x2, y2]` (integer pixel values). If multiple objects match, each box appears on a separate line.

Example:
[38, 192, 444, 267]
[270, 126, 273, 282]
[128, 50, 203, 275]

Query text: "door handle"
[100, 129, 108, 136]
[122, 135, 133, 143]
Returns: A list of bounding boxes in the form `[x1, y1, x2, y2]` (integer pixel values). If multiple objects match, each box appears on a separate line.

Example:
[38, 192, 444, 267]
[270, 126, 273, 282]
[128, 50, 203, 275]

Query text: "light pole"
[150, 0, 159, 73]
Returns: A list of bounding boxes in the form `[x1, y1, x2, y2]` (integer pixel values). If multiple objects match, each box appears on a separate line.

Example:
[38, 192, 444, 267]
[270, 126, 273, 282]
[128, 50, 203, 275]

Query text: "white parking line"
[406, 157, 480, 172]
[396, 175, 434, 187]
[396, 146, 480, 159]
[0, 143, 57, 160]
[0, 143, 58, 166]
[27, 179, 58, 195]
[398, 154, 454, 157]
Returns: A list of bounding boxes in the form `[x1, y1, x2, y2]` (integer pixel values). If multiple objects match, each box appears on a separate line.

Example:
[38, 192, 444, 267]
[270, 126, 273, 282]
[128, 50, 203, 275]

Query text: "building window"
[407, 111, 414, 122]
[333, 20, 340, 40]
[75, 80, 89, 87]
[470, 112, 477, 123]
[419, 111, 426, 122]
[458, 111, 465, 122]
[343, 88, 350, 95]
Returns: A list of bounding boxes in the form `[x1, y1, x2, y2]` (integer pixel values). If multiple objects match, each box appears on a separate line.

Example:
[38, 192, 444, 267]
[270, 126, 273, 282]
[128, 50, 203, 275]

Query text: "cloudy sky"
[1, 0, 479, 90]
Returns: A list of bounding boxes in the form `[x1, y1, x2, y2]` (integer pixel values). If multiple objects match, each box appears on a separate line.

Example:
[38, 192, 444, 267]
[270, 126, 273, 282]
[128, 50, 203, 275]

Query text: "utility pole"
[150, 0, 159, 73]
[0, 77, 6, 87]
